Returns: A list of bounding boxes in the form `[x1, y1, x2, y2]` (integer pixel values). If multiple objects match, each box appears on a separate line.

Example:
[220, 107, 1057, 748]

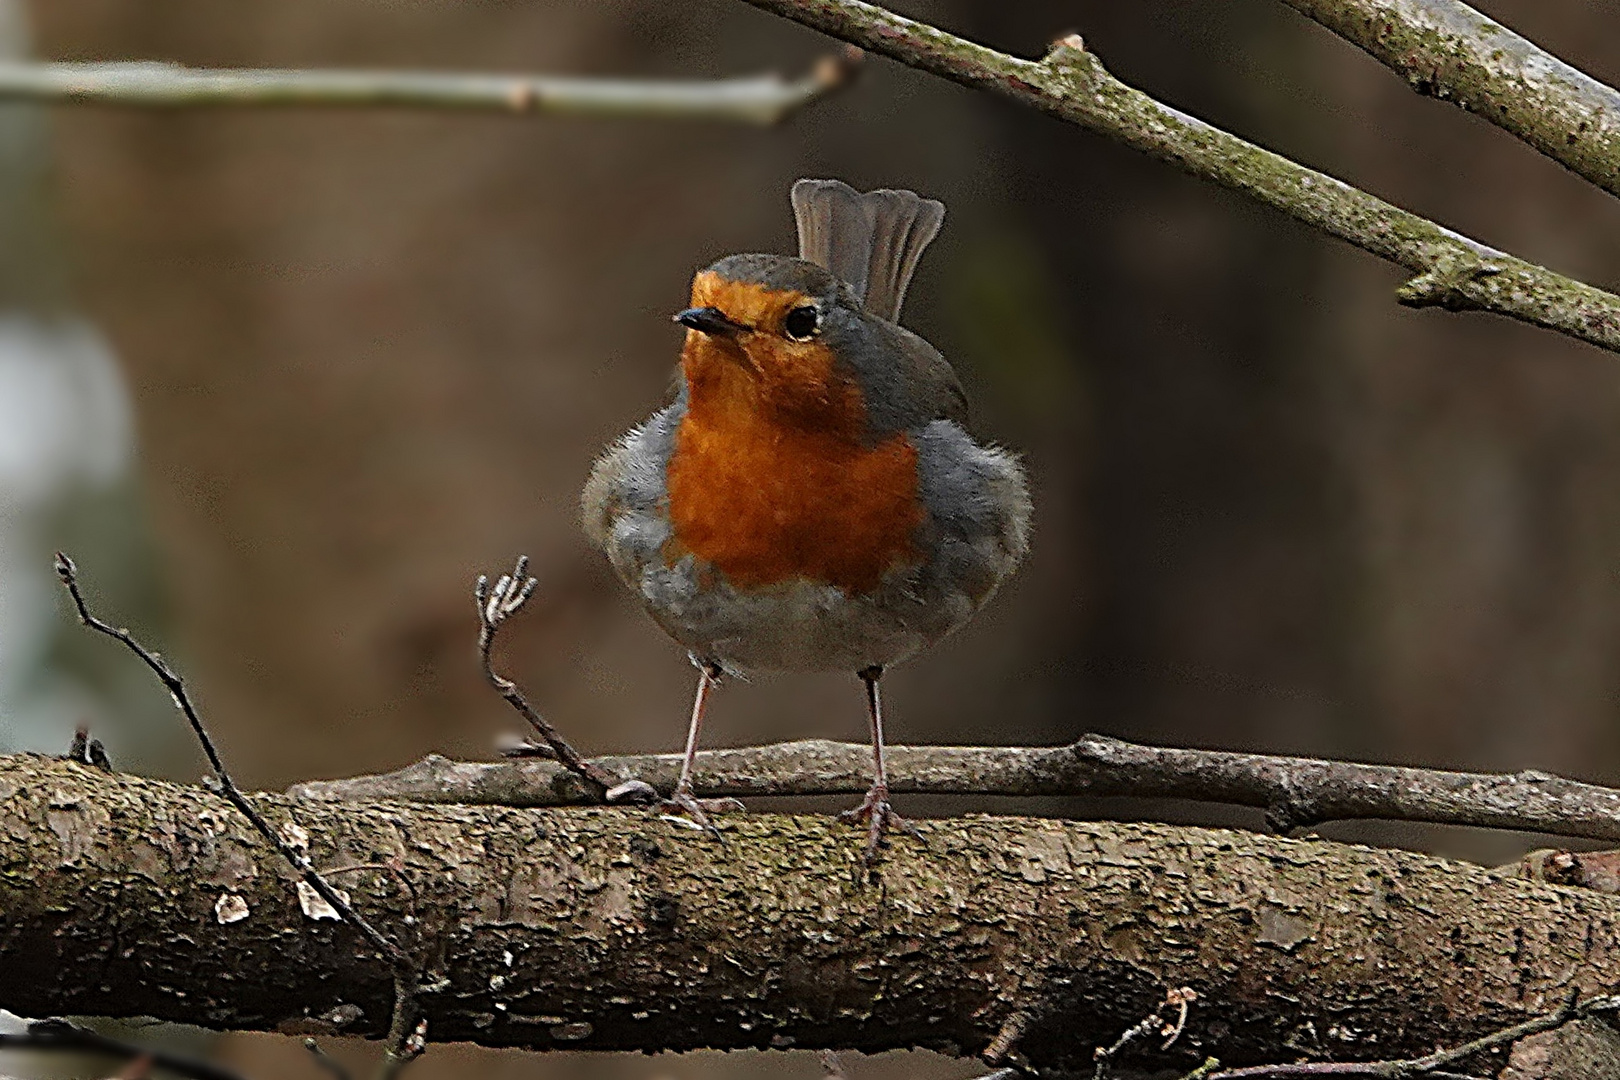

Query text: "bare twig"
[733, 0, 1620, 355]
[0, 49, 860, 125]
[1278, 0, 1620, 200]
[54, 552, 406, 969]
[981, 1008, 1035, 1071]
[1197, 990, 1620, 1078]
[0, 1018, 243, 1080]
[376, 973, 429, 1080]
[292, 733, 1620, 847]
[55, 552, 430, 1076]
[1093, 988, 1198, 1080]
[474, 557, 627, 798]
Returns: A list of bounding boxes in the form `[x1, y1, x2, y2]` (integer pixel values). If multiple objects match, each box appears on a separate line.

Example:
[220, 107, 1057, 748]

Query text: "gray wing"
[792, 178, 945, 323]
[581, 405, 679, 582]
[911, 419, 1032, 608]
[850, 318, 969, 435]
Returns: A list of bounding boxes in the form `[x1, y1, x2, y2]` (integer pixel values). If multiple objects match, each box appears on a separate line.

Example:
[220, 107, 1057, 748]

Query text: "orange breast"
[665, 330, 922, 593]
[667, 417, 922, 594]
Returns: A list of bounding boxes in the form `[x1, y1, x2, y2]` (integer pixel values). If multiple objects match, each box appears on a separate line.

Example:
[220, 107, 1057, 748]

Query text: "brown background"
[13, 0, 1620, 1076]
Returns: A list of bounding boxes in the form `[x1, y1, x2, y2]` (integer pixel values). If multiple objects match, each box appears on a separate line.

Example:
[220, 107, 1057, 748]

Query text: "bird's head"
[674, 253, 871, 433]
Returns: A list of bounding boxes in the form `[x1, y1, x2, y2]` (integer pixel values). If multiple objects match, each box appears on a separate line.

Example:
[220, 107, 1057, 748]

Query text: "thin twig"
[0, 50, 860, 125]
[291, 733, 1620, 847]
[54, 552, 407, 970]
[1200, 990, 1618, 1077]
[1278, 0, 1620, 200]
[733, 0, 1620, 356]
[0, 1018, 243, 1080]
[375, 973, 429, 1080]
[55, 552, 431, 1075]
[474, 556, 625, 798]
[1093, 988, 1198, 1080]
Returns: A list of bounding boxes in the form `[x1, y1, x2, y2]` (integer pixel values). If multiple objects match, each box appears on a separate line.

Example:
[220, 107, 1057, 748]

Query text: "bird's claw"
[839, 785, 916, 863]
[659, 791, 744, 838]
[497, 734, 558, 760]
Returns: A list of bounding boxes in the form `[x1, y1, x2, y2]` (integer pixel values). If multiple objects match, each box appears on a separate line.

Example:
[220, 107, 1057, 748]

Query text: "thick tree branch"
[733, 0, 1620, 355]
[292, 734, 1620, 846]
[1279, 0, 1620, 200]
[0, 51, 859, 124]
[5, 754, 1617, 1075]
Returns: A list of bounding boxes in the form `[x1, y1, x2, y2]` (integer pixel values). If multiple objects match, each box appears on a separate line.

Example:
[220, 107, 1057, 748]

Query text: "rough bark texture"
[291, 735, 1620, 845]
[2, 754, 1619, 1074]
[1500, 1019, 1620, 1080]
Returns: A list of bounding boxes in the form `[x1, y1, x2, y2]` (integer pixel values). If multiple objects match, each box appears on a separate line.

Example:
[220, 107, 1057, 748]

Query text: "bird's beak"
[674, 306, 744, 337]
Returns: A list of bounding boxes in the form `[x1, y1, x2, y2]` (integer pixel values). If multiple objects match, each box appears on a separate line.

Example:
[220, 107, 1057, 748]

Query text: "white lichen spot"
[214, 892, 250, 924]
[1255, 903, 1314, 951]
[489, 974, 507, 992]
[296, 880, 348, 921]
[502, 949, 515, 967]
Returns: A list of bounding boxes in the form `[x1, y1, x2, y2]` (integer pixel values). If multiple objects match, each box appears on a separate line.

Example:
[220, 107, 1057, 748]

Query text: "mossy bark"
[1281, 0, 1620, 200]
[1, 754, 1616, 1074]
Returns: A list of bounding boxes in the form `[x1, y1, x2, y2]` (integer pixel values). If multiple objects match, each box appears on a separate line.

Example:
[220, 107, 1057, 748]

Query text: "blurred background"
[4, 0, 1620, 1076]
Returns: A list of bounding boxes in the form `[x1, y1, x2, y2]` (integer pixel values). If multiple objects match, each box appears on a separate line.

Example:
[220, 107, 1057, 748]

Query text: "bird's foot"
[659, 789, 745, 839]
[496, 734, 557, 760]
[838, 784, 917, 863]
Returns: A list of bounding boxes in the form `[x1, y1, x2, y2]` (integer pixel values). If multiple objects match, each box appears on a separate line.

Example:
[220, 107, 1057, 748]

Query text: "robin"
[582, 178, 1031, 858]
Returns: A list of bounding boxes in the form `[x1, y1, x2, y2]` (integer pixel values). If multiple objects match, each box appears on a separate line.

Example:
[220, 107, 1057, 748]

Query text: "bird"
[582, 178, 1031, 859]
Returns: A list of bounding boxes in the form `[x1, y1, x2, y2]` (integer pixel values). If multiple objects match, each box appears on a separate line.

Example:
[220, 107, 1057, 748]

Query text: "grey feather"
[791, 179, 945, 323]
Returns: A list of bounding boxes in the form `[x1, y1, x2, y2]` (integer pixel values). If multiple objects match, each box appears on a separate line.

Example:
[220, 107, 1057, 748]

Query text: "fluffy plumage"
[583, 179, 1030, 676]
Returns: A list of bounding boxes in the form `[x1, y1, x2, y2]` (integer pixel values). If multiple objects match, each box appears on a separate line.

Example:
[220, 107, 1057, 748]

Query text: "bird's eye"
[783, 305, 819, 341]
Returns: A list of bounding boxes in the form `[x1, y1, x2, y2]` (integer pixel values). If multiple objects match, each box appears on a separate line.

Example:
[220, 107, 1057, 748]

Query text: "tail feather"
[791, 179, 945, 323]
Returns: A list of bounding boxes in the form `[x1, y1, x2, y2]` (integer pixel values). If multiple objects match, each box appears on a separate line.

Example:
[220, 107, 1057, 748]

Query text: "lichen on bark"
[1, 754, 1618, 1073]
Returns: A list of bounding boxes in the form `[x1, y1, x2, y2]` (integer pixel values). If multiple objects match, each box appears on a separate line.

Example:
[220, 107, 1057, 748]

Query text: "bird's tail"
[791, 178, 945, 324]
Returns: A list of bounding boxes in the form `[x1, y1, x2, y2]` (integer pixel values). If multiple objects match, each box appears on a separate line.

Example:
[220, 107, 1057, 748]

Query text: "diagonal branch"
[53, 552, 409, 973]
[0, 49, 859, 125]
[54, 553, 432, 1077]
[292, 733, 1620, 846]
[1278, 0, 1620, 200]
[733, 0, 1620, 355]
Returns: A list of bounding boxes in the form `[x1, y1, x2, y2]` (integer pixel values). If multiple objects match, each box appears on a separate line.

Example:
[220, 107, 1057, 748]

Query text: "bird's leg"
[661, 656, 744, 835]
[839, 664, 915, 861]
